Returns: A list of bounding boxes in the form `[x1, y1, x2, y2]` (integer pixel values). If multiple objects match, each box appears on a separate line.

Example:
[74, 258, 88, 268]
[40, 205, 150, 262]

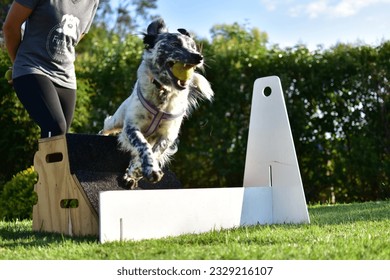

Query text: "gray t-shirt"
[13, 0, 99, 89]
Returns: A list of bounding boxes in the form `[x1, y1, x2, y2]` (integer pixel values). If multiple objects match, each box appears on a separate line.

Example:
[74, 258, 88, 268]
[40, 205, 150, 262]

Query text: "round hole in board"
[263, 86, 272, 97]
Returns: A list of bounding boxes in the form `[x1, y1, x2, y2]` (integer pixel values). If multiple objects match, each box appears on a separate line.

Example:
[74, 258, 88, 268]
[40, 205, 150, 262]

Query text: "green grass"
[1, 201, 389, 260]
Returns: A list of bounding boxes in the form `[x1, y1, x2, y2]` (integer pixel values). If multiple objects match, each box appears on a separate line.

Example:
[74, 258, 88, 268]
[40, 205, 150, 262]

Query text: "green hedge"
[0, 167, 37, 221]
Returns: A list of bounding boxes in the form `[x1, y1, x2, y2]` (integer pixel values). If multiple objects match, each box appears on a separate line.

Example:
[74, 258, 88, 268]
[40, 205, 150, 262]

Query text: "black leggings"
[13, 74, 76, 138]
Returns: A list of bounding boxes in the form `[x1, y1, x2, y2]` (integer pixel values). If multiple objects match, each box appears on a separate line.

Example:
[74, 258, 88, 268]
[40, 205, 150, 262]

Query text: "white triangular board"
[99, 76, 309, 242]
[243, 76, 310, 224]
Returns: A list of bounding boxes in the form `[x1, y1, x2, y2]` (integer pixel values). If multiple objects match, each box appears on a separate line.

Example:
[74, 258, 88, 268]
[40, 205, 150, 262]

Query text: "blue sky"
[150, 0, 390, 50]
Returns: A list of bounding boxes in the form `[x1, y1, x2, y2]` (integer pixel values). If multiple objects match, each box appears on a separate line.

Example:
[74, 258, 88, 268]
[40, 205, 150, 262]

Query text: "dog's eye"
[170, 41, 182, 48]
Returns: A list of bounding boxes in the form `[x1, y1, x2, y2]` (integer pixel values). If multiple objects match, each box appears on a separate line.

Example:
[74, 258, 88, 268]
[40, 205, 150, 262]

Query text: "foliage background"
[0, 1, 389, 220]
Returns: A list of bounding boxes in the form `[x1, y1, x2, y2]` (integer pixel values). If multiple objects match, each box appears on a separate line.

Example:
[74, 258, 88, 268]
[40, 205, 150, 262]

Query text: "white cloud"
[287, 0, 390, 19]
[261, 0, 299, 12]
[306, 0, 329, 18]
[260, 0, 278, 11]
[332, 0, 390, 17]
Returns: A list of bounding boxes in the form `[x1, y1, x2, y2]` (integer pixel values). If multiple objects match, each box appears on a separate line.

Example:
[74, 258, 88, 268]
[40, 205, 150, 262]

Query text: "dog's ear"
[178, 28, 191, 37]
[144, 18, 168, 49]
[147, 18, 168, 35]
[143, 35, 156, 50]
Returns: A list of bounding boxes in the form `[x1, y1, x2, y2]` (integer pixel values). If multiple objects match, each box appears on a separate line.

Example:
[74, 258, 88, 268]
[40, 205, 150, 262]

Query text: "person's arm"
[2, 1, 33, 63]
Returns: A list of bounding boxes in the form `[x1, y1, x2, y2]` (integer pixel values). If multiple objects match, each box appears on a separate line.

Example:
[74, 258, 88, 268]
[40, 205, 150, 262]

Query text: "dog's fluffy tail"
[99, 115, 123, 135]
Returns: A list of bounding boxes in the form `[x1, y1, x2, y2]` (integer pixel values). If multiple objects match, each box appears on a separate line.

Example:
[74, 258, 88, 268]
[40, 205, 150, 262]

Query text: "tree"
[94, 0, 158, 37]
[264, 43, 390, 202]
[0, 50, 39, 185]
[75, 27, 144, 132]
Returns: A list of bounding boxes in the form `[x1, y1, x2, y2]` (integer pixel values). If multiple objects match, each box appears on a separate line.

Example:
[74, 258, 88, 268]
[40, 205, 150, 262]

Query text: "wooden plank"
[33, 136, 69, 233]
[33, 135, 99, 236]
[68, 175, 99, 236]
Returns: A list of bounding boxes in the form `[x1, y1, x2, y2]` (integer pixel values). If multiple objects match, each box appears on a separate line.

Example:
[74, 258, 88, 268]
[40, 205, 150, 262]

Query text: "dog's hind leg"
[119, 124, 164, 185]
[99, 98, 130, 135]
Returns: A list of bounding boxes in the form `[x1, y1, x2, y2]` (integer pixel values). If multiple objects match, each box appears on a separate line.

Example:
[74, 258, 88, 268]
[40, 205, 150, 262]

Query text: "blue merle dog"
[99, 19, 214, 189]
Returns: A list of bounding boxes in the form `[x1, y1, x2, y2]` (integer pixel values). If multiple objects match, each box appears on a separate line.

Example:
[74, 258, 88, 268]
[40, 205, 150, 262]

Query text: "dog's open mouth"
[166, 62, 196, 89]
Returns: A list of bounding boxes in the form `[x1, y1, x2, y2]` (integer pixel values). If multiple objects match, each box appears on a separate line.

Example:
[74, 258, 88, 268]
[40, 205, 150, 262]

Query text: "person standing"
[3, 0, 99, 138]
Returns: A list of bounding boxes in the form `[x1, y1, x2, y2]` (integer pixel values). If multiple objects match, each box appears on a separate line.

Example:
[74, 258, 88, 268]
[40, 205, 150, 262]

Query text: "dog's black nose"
[193, 53, 204, 64]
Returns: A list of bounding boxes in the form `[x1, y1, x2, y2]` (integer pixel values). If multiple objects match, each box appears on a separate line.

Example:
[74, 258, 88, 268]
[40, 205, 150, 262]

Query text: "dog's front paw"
[123, 173, 141, 190]
[144, 169, 164, 183]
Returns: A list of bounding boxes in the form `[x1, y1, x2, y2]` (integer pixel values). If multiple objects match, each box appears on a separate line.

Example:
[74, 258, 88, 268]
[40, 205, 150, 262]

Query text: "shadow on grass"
[0, 221, 98, 249]
[308, 200, 390, 225]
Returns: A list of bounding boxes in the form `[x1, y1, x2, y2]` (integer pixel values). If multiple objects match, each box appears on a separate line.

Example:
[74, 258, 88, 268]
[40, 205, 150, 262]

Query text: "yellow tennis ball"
[171, 62, 194, 81]
[4, 69, 12, 81]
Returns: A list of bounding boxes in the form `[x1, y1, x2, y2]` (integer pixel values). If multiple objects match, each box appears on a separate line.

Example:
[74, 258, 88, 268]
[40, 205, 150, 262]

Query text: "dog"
[57, 14, 80, 40]
[99, 18, 214, 189]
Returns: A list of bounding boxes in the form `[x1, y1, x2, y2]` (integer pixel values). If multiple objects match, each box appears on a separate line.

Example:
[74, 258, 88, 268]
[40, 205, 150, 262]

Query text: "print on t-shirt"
[46, 14, 80, 63]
